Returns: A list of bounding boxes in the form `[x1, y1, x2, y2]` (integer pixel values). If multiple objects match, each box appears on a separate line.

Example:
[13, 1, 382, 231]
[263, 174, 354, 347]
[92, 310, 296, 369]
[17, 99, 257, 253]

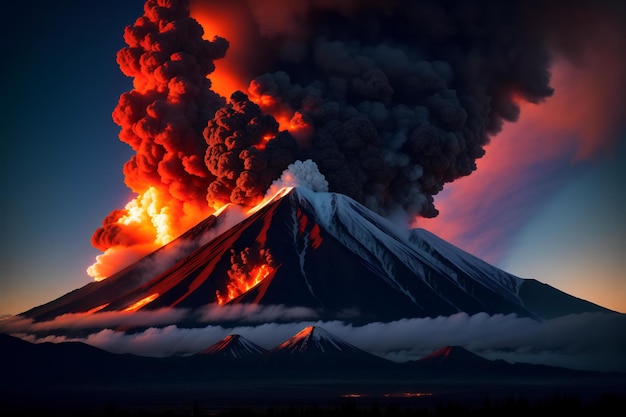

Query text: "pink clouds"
[417, 29, 626, 264]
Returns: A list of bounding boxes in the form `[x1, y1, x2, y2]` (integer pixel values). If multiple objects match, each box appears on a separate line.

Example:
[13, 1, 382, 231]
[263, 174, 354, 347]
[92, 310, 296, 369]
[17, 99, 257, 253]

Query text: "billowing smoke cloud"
[6, 312, 625, 372]
[90, 0, 625, 279]
[203, 91, 299, 207]
[192, 0, 562, 219]
[267, 159, 329, 194]
[89, 0, 229, 278]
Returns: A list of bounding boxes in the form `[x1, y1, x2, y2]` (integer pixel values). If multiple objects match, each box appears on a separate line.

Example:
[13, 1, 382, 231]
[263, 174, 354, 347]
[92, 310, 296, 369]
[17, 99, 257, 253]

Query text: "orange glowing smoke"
[247, 80, 314, 142]
[89, 0, 229, 280]
[190, 1, 313, 141]
[190, 1, 251, 99]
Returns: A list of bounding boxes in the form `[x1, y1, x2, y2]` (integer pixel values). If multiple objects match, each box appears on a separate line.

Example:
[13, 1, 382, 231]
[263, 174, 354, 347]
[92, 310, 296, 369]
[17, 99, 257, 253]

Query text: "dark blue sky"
[1, 1, 144, 314]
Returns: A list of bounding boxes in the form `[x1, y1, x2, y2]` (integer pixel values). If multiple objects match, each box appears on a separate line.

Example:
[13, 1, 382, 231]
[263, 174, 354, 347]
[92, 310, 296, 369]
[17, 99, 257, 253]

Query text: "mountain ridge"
[20, 187, 613, 327]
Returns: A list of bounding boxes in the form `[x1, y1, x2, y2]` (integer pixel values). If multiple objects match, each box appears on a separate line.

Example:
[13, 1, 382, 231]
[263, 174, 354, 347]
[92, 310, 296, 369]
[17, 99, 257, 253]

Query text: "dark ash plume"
[203, 91, 299, 208]
[190, 0, 610, 218]
[237, 0, 558, 218]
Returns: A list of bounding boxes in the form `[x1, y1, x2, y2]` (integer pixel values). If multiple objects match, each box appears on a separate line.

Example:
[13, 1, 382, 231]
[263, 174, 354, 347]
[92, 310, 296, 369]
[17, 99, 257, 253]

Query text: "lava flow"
[216, 262, 276, 305]
[123, 293, 160, 312]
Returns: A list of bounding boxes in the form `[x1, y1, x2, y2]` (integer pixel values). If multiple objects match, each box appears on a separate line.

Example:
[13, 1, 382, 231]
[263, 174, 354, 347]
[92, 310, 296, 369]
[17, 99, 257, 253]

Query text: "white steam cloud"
[267, 159, 329, 195]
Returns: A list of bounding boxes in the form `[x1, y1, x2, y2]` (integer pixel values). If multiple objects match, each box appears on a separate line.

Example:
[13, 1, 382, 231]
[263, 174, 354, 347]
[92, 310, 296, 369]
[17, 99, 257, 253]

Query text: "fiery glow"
[216, 263, 275, 305]
[247, 86, 314, 142]
[84, 304, 110, 314]
[191, 2, 313, 142]
[88, 1, 231, 281]
[118, 187, 176, 246]
[190, 2, 251, 98]
[253, 133, 275, 151]
[88, 186, 209, 281]
[297, 208, 323, 249]
[246, 186, 294, 216]
[383, 392, 433, 398]
[123, 293, 159, 313]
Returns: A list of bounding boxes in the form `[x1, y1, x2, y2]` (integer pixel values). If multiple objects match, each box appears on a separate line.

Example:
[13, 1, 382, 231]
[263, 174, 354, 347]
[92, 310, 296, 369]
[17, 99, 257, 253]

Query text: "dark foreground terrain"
[2, 333, 625, 416]
[3, 374, 625, 416]
[1, 391, 625, 417]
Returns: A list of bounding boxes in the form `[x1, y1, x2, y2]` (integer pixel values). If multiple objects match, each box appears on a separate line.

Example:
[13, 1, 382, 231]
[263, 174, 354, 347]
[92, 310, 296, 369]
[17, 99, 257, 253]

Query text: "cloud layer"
[3, 308, 624, 373]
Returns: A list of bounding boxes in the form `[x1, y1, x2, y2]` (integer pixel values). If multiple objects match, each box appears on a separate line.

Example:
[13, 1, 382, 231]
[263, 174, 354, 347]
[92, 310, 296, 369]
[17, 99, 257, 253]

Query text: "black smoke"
[195, 0, 578, 218]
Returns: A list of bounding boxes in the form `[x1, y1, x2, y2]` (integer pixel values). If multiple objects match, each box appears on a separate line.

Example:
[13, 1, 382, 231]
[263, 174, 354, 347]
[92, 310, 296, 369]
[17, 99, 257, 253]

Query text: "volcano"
[22, 187, 611, 326]
[200, 334, 266, 359]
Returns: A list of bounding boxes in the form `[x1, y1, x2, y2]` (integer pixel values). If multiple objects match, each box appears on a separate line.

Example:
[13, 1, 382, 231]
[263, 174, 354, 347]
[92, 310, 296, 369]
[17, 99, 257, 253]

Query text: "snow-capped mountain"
[22, 187, 611, 325]
[261, 325, 396, 374]
[268, 326, 364, 355]
[200, 334, 266, 359]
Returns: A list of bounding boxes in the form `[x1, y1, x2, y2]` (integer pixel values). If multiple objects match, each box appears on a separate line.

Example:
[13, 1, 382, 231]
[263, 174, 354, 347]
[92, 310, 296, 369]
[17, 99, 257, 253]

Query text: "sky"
[1, 0, 625, 319]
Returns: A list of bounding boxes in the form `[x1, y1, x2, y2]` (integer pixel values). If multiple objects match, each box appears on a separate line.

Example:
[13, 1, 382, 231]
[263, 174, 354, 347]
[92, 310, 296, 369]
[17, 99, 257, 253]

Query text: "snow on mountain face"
[21, 186, 611, 325]
[270, 326, 361, 355]
[201, 334, 266, 359]
[291, 187, 530, 315]
[408, 228, 524, 297]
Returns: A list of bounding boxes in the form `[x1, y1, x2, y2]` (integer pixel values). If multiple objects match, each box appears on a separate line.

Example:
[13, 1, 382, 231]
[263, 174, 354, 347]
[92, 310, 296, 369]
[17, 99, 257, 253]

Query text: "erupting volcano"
[3, 1, 626, 412]
[21, 183, 610, 329]
[85, 0, 569, 283]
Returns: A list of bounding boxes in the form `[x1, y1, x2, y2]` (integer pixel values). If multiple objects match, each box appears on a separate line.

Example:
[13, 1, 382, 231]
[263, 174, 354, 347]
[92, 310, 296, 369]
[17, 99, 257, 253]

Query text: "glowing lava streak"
[89, 0, 229, 281]
[85, 303, 110, 314]
[123, 293, 159, 312]
[216, 264, 274, 305]
[247, 186, 293, 217]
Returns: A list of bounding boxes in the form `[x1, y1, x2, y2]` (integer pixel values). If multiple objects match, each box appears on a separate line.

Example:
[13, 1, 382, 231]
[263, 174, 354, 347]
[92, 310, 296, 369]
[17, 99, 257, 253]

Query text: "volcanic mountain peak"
[200, 334, 266, 359]
[21, 185, 612, 326]
[422, 346, 480, 360]
[291, 187, 527, 307]
[417, 345, 493, 368]
[270, 325, 360, 355]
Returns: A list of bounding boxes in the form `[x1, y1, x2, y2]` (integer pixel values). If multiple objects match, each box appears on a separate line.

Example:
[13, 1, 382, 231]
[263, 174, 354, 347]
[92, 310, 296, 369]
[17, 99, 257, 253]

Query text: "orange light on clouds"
[415, 24, 626, 314]
[191, 1, 314, 143]
[118, 186, 176, 246]
[190, 1, 253, 99]
[88, 186, 192, 281]
[417, 40, 626, 263]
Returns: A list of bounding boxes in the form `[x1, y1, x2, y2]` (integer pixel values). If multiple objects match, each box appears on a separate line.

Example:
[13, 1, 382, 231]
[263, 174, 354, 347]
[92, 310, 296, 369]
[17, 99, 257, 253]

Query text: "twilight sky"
[1, 0, 624, 317]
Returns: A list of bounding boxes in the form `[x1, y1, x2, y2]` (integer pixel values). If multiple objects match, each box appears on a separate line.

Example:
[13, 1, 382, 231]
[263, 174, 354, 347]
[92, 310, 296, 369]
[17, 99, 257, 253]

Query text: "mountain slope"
[261, 326, 396, 375]
[268, 325, 367, 356]
[200, 334, 267, 359]
[408, 228, 612, 319]
[3, 333, 624, 411]
[20, 187, 612, 326]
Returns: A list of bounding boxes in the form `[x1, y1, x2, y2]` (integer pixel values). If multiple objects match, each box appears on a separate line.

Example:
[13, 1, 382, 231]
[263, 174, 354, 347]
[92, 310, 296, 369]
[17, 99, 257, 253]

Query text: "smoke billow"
[192, 0, 562, 218]
[91, 0, 623, 278]
[203, 91, 299, 208]
[89, 0, 229, 278]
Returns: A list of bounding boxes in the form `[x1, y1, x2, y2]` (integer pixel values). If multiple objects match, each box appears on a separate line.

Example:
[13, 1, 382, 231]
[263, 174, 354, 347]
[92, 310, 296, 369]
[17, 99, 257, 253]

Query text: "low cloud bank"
[2, 310, 624, 372]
